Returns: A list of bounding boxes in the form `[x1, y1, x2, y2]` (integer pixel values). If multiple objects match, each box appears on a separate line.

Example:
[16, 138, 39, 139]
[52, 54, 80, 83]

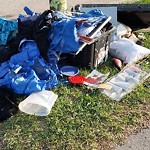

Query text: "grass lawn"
[0, 34, 149, 150]
[0, 2, 150, 150]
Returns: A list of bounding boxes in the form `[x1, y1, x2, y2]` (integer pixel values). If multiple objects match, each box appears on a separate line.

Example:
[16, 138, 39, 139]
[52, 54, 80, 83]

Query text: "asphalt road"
[0, 0, 50, 19]
[0, 0, 138, 19]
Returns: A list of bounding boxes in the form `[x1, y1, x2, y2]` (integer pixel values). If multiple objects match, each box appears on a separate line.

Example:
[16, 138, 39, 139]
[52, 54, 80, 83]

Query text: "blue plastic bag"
[2, 66, 57, 94]
[0, 39, 58, 94]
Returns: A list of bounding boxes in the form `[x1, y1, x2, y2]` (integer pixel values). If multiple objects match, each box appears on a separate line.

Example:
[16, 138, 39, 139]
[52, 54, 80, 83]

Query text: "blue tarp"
[0, 39, 58, 95]
[48, 9, 108, 53]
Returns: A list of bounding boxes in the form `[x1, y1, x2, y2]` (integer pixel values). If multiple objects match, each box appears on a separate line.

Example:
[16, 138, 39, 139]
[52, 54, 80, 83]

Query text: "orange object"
[112, 58, 123, 71]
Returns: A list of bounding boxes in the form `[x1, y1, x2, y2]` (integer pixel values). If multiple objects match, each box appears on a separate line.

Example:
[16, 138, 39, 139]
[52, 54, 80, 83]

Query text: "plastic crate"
[67, 27, 115, 69]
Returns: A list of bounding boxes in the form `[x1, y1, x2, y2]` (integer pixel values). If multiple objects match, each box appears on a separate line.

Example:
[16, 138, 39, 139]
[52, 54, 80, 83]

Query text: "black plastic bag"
[18, 10, 54, 61]
[0, 87, 18, 122]
[0, 45, 18, 65]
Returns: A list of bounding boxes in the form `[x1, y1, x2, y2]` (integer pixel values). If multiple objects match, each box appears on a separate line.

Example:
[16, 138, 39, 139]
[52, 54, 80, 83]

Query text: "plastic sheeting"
[48, 9, 108, 53]
[0, 39, 58, 94]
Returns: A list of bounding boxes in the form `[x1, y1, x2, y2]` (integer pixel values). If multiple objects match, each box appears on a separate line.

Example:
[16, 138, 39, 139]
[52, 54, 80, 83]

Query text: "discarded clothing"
[0, 45, 18, 64]
[0, 17, 18, 45]
[18, 10, 54, 60]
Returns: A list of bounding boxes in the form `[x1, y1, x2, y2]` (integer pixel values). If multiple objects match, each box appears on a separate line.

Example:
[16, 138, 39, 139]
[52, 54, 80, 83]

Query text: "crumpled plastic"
[0, 39, 58, 95]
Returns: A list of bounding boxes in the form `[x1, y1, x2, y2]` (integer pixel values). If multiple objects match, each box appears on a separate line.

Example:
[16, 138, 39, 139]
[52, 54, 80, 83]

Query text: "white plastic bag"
[116, 22, 132, 39]
[109, 38, 150, 64]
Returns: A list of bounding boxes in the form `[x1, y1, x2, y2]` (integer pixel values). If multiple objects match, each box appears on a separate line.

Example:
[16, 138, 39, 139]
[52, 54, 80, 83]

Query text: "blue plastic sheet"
[48, 9, 108, 53]
[0, 39, 58, 94]
[49, 18, 79, 53]
[3, 66, 57, 95]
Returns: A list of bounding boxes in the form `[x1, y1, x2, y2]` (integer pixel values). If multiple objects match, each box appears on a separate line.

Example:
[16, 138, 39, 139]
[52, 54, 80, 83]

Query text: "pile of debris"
[0, 6, 149, 121]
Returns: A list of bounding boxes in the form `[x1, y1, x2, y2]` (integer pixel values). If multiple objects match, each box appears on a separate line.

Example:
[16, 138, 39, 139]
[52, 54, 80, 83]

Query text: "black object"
[0, 45, 18, 65]
[81, 4, 150, 29]
[67, 28, 114, 69]
[0, 87, 18, 122]
[74, 4, 81, 12]
[7, 33, 24, 52]
[117, 4, 150, 29]
[64, 17, 114, 69]
[18, 10, 54, 61]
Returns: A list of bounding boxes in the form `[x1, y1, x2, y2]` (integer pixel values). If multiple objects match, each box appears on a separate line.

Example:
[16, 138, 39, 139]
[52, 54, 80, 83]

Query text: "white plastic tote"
[19, 90, 58, 116]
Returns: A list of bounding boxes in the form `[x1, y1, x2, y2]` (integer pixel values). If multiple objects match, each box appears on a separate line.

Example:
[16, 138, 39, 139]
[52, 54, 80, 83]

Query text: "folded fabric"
[0, 17, 18, 45]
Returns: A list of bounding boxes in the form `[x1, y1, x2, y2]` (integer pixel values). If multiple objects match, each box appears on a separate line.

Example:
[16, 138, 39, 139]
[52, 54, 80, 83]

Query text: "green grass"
[124, 0, 150, 3]
[0, 32, 149, 150]
[0, 1, 150, 149]
[132, 0, 150, 4]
